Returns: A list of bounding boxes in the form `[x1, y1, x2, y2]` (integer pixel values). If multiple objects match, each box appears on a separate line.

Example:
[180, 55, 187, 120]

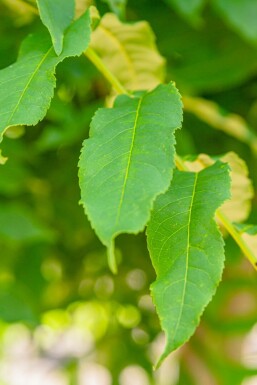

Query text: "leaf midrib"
[115, 97, 143, 227]
[172, 172, 198, 340]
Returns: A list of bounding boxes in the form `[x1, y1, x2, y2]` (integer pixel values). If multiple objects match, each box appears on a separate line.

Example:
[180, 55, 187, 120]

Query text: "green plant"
[0, 0, 257, 379]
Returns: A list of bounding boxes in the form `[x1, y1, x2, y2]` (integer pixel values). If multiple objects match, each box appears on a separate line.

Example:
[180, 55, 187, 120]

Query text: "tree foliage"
[0, 0, 256, 384]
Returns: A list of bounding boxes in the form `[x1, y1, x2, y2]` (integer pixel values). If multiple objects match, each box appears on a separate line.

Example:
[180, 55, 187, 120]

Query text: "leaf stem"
[84, 47, 129, 95]
[175, 154, 257, 270]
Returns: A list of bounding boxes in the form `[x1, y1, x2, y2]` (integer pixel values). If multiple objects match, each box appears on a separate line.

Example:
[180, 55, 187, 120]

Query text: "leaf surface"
[184, 152, 254, 223]
[79, 83, 183, 270]
[90, 13, 165, 90]
[0, 10, 91, 142]
[36, 0, 75, 55]
[147, 162, 230, 366]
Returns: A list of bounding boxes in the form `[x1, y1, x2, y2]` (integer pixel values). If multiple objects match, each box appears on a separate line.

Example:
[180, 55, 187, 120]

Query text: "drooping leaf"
[79, 83, 183, 271]
[164, 0, 205, 25]
[184, 152, 254, 223]
[213, 0, 257, 45]
[147, 162, 231, 366]
[36, 0, 75, 55]
[0, 10, 91, 143]
[90, 13, 165, 91]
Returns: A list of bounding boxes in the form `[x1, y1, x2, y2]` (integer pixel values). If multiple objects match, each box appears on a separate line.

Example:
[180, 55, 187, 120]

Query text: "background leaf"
[79, 83, 183, 270]
[164, 0, 205, 25]
[213, 0, 257, 45]
[147, 162, 231, 365]
[101, 0, 127, 20]
[36, 0, 75, 55]
[234, 224, 257, 265]
[0, 10, 91, 142]
[90, 13, 165, 91]
[184, 152, 254, 223]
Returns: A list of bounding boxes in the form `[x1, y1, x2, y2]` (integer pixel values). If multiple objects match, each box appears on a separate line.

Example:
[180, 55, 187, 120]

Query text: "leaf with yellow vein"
[90, 13, 166, 91]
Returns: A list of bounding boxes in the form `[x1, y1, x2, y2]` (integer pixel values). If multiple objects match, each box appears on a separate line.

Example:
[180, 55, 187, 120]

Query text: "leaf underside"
[147, 162, 231, 366]
[0, 10, 91, 143]
[78, 83, 183, 270]
[90, 13, 165, 90]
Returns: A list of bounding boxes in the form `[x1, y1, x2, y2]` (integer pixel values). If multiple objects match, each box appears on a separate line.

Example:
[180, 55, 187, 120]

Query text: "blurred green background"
[0, 0, 257, 384]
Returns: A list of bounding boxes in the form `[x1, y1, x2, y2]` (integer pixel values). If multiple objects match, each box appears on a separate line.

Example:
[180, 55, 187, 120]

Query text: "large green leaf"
[79, 83, 183, 271]
[0, 10, 91, 143]
[147, 162, 231, 366]
[213, 0, 257, 44]
[36, 0, 75, 55]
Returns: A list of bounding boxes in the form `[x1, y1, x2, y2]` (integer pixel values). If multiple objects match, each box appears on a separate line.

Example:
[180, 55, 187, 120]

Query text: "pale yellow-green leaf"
[184, 152, 254, 223]
[90, 13, 166, 91]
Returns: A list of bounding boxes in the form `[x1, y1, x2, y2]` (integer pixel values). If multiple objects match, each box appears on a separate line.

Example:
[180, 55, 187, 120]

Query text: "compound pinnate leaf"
[36, 0, 75, 55]
[90, 13, 165, 91]
[0, 10, 91, 142]
[147, 162, 231, 366]
[79, 83, 183, 271]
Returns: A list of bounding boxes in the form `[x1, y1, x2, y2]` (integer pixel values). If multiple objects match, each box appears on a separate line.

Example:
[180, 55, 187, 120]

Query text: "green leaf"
[90, 13, 165, 91]
[36, 0, 75, 55]
[164, 0, 205, 25]
[147, 162, 231, 366]
[213, 0, 257, 44]
[0, 10, 91, 143]
[79, 83, 183, 272]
